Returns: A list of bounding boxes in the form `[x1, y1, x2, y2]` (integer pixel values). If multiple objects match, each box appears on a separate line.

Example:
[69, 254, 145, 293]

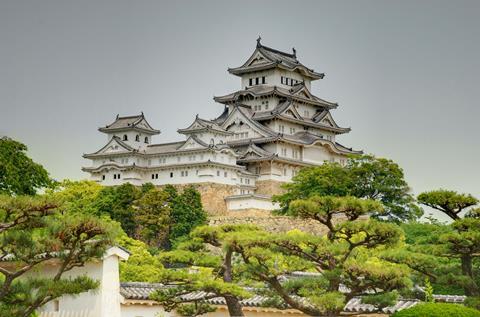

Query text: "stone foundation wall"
[209, 213, 329, 236]
[157, 183, 236, 216]
[255, 180, 286, 197]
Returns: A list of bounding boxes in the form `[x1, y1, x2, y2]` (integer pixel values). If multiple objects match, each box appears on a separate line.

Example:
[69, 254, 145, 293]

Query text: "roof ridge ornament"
[292, 47, 296, 58]
[256, 36, 262, 48]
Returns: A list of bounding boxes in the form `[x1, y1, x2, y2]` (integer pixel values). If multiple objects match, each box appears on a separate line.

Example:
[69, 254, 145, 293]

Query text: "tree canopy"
[0, 137, 53, 196]
[274, 155, 422, 222]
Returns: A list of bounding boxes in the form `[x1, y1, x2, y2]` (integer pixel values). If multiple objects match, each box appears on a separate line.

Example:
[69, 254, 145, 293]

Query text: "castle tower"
[82, 39, 360, 214]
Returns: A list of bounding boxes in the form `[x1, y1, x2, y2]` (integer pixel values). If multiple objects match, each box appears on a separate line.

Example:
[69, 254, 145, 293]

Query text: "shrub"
[392, 303, 480, 317]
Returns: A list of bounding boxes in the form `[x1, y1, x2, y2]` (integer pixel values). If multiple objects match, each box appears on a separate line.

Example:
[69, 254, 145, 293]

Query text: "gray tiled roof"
[228, 40, 324, 80]
[214, 85, 337, 108]
[120, 282, 465, 313]
[99, 113, 160, 134]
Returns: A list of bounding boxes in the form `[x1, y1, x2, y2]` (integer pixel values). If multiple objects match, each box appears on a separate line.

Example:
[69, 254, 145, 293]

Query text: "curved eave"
[254, 115, 351, 134]
[238, 155, 314, 167]
[83, 150, 136, 159]
[98, 127, 160, 135]
[177, 127, 233, 136]
[214, 88, 337, 109]
[228, 62, 324, 80]
[302, 139, 363, 155]
[83, 161, 246, 173]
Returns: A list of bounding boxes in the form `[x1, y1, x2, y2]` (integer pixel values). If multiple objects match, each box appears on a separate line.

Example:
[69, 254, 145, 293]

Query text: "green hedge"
[392, 303, 480, 317]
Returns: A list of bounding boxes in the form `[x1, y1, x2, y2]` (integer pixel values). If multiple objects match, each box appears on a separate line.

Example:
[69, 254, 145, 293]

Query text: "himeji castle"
[82, 38, 361, 214]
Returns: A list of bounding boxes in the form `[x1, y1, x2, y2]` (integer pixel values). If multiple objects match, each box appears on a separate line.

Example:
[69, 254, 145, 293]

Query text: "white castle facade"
[83, 38, 360, 213]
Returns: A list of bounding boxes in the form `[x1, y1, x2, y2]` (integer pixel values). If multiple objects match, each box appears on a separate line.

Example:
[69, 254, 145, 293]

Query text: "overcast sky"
[1, 0, 479, 218]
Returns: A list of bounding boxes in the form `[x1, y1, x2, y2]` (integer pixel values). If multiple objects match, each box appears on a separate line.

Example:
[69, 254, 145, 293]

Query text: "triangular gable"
[181, 118, 207, 131]
[176, 136, 209, 151]
[238, 49, 275, 69]
[279, 102, 303, 120]
[241, 143, 272, 159]
[319, 111, 340, 128]
[221, 107, 273, 137]
[246, 51, 270, 66]
[292, 86, 315, 101]
[94, 137, 134, 155]
[132, 117, 157, 132]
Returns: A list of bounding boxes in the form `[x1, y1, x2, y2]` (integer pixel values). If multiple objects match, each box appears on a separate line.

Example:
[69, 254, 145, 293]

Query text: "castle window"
[281, 76, 284, 84]
[224, 171, 227, 178]
[113, 174, 116, 179]
[255, 167, 261, 174]
[123, 135, 128, 141]
[102, 175, 105, 180]
[151, 174, 155, 179]
[135, 135, 140, 142]
[156, 173, 159, 179]
[255, 77, 259, 85]
[262, 76, 266, 84]
[144, 137, 149, 144]
[170, 172, 173, 178]
[216, 170, 220, 176]
[249, 78, 253, 86]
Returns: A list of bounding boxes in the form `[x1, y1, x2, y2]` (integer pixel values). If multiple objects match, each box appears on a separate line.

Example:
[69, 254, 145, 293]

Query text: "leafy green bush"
[392, 303, 480, 317]
[465, 297, 480, 311]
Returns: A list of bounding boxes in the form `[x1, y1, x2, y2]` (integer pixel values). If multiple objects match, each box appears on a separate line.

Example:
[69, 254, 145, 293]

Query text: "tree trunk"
[222, 248, 245, 317]
[224, 295, 245, 317]
[461, 254, 479, 296]
[268, 277, 325, 316]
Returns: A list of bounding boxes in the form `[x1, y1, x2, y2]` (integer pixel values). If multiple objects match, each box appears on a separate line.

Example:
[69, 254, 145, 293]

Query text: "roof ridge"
[116, 114, 143, 120]
[259, 44, 297, 59]
[147, 141, 185, 147]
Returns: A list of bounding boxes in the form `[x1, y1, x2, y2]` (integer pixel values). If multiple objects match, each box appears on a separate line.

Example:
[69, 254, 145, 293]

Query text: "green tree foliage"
[133, 189, 171, 249]
[391, 303, 480, 317]
[232, 196, 412, 316]
[0, 137, 53, 196]
[170, 185, 207, 244]
[0, 194, 118, 317]
[151, 225, 253, 317]
[157, 196, 411, 317]
[118, 235, 164, 282]
[417, 190, 480, 296]
[418, 190, 478, 220]
[46, 180, 103, 215]
[274, 155, 422, 222]
[95, 183, 141, 236]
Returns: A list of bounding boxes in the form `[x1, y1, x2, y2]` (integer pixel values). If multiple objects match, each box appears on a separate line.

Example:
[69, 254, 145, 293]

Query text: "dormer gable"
[176, 136, 209, 151]
[222, 106, 274, 138]
[86, 136, 135, 157]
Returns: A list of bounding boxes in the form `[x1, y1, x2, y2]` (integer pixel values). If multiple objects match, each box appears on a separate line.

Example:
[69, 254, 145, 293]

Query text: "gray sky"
[1, 0, 479, 218]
